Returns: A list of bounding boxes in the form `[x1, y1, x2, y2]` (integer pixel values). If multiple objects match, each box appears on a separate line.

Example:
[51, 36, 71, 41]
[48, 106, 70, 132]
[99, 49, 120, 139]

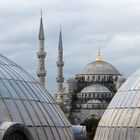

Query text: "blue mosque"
[54, 32, 126, 124]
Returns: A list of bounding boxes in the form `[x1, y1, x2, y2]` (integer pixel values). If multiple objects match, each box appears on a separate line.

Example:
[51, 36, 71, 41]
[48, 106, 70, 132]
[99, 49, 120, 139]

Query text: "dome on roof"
[94, 68, 140, 140]
[80, 61, 120, 75]
[0, 54, 74, 140]
[81, 84, 111, 93]
[87, 99, 102, 104]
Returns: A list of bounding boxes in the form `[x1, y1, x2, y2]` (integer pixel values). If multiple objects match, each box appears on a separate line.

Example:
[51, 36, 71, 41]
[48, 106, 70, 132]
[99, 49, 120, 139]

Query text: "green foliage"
[81, 117, 100, 140]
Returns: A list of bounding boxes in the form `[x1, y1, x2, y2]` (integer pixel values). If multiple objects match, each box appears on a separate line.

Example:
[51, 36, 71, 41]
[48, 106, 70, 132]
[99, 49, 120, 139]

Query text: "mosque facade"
[54, 33, 126, 124]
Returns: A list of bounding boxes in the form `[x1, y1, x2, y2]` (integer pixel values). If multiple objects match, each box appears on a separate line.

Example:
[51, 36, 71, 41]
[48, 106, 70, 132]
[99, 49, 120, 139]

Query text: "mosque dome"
[80, 49, 120, 75]
[0, 54, 74, 140]
[94, 68, 140, 140]
[80, 61, 120, 75]
[81, 84, 111, 93]
[86, 99, 102, 104]
[77, 84, 113, 101]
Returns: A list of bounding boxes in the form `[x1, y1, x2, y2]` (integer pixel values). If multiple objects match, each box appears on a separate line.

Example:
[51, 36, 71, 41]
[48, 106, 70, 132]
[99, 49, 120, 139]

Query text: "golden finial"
[96, 48, 102, 62]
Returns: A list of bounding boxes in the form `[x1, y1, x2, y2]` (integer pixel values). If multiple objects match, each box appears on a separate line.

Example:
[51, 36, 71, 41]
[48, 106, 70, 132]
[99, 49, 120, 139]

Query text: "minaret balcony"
[56, 61, 64, 67]
[37, 52, 46, 58]
[56, 77, 64, 83]
[37, 71, 46, 77]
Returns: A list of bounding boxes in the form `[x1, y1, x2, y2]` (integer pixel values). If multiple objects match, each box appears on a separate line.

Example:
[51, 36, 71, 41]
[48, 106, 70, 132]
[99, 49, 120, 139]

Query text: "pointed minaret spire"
[56, 28, 64, 92]
[59, 29, 63, 50]
[37, 11, 46, 86]
[38, 10, 44, 40]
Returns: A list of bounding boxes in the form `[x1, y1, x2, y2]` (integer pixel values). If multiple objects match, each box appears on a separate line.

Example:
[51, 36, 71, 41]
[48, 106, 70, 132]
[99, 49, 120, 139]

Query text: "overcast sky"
[0, 0, 140, 94]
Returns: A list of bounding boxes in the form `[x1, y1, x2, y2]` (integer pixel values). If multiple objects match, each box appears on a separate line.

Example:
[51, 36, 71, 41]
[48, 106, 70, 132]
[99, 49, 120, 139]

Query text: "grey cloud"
[0, 0, 140, 94]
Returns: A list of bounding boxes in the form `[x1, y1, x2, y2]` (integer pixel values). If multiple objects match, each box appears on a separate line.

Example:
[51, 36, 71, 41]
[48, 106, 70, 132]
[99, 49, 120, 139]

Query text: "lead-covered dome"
[0, 54, 74, 140]
[94, 68, 140, 140]
[80, 48, 120, 75]
[80, 61, 120, 75]
[81, 84, 111, 93]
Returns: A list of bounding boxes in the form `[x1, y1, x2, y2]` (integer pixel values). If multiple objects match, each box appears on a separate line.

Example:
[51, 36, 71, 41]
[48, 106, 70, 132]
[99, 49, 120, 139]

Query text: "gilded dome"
[80, 61, 120, 75]
[0, 54, 74, 140]
[94, 68, 140, 140]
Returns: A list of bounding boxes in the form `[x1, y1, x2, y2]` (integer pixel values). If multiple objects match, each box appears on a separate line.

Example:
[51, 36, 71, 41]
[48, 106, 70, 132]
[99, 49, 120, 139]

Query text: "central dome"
[80, 61, 120, 75]
[80, 48, 120, 75]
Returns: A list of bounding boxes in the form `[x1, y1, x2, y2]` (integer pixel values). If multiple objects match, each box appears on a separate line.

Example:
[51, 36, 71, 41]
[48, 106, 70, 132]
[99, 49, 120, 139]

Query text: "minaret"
[37, 12, 46, 86]
[56, 29, 64, 92]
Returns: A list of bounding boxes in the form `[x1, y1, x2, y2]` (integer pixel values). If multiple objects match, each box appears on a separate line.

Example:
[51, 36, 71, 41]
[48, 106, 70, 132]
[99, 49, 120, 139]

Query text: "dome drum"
[76, 74, 120, 83]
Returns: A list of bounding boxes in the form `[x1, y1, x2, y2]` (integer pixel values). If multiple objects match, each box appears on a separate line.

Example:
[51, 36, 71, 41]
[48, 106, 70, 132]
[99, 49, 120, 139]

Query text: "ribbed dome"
[0, 54, 74, 140]
[94, 68, 140, 140]
[80, 61, 120, 75]
[81, 84, 111, 93]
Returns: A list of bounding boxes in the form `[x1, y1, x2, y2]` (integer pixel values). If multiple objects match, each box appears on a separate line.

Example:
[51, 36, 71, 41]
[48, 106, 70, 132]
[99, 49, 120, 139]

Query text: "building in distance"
[54, 44, 126, 124]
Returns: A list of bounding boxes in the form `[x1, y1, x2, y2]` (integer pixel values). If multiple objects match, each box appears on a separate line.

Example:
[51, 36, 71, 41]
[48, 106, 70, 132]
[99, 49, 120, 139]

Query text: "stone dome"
[80, 61, 120, 75]
[94, 68, 140, 140]
[0, 54, 74, 140]
[87, 99, 102, 104]
[81, 84, 111, 93]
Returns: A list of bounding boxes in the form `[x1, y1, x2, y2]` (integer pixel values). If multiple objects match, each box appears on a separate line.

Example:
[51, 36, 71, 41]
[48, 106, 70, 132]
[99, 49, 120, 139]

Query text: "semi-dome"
[87, 99, 102, 104]
[80, 49, 120, 75]
[0, 54, 74, 140]
[94, 68, 140, 140]
[81, 84, 111, 93]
